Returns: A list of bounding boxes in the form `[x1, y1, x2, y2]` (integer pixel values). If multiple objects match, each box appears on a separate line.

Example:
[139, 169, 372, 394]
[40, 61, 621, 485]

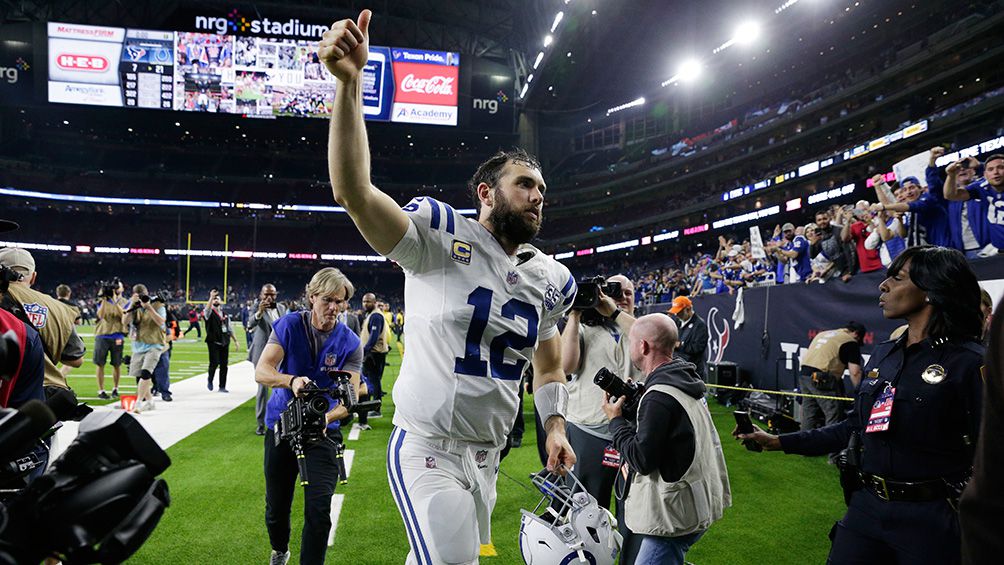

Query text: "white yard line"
[53, 360, 258, 459]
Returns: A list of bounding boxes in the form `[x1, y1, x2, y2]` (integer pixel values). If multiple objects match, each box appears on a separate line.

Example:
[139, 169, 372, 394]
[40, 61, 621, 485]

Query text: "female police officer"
[737, 246, 984, 564]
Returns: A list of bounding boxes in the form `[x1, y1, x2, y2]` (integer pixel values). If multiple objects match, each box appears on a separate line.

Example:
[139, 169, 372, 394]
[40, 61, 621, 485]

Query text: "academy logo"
[23, 303, 49, 330]
[194, 10, 329, 39]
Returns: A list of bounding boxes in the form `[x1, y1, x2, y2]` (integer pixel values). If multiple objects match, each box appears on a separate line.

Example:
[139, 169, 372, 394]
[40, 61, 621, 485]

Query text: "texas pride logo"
[55, 54, 109, 71]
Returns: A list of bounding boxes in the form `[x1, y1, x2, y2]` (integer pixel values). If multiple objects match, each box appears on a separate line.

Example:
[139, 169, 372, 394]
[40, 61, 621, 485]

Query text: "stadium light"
[527, 73, 534, 83]
[550, 12, 564, 32]
[533, 51, 544, 69]
[543, 35, 553, 47]
[677, 59, 702, 83]
[733, 20, 761, 45]
[519, 83, 529, 98]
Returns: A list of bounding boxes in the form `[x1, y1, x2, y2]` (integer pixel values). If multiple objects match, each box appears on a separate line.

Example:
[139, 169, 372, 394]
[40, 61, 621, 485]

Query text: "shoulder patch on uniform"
[451, 239, 473, 265]
[23, 302, 48, 330]
[543, 283, 560, 311]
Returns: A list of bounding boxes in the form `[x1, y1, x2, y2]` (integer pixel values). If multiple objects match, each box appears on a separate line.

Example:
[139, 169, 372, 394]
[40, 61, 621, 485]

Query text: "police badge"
[921, 364, 946, 385]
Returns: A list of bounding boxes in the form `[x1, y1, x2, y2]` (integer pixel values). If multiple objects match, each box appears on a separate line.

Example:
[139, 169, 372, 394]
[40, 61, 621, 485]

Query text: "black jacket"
[675, 313, 709, 380]
[609, 359, 706, 483]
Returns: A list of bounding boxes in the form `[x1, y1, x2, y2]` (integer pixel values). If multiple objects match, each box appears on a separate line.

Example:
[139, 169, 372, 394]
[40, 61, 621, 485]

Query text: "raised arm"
[943, 159, 973, 202]
[321, 10, 410, 255]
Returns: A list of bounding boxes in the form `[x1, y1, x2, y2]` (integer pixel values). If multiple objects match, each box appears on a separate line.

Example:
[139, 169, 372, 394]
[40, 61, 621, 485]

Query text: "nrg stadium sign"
[194, 8, 328, 39]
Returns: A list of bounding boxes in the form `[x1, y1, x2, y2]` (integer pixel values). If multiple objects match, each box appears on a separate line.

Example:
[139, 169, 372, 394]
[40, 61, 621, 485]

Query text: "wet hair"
[887, 246, 982, 341]
[468, 148, 541, 212]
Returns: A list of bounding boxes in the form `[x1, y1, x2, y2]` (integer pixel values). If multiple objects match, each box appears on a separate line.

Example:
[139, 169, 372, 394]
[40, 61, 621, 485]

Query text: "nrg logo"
[0, 57, 29, 84]
[472, 90, 509, 115]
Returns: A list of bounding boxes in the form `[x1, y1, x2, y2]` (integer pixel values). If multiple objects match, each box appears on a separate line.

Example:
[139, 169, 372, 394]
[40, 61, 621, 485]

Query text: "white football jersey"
[385, 196, 575, 447]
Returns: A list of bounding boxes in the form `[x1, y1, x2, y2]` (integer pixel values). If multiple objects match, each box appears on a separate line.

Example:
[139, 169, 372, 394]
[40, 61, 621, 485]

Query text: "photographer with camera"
[601, 314, 731, 565]
[560, 275, 640, 501]
[94, 278, 128, 399]
[254, 268, 363, 565]
[123, 284, 166, 413]
[0, 248, 85, 395]
[203, 289, 240, 393]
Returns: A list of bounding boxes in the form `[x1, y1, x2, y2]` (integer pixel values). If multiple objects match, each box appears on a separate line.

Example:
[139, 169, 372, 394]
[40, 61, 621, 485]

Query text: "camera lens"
[593, 367, 629, 398]
[305, 396, 329, 417]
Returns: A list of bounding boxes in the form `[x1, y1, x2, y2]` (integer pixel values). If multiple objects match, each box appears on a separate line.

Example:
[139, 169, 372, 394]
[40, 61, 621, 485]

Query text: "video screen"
[46, 22, 460, 126]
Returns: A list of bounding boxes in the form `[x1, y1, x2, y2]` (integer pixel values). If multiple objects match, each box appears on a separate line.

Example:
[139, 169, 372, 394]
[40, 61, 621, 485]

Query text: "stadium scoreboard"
[46, 21, 460, 126]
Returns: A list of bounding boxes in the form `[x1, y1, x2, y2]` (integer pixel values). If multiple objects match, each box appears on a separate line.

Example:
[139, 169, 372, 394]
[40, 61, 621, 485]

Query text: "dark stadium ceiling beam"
[2, 0, 532, 64]
[1, 0, 181, 27]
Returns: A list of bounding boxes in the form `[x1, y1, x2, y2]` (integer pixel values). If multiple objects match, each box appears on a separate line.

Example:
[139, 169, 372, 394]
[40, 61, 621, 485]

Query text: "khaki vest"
[6, 283, 79, 389]
[626, 384, 732, 537]
[95, 298, 126, 336]
[567, 322, 644, 426]
[802, 329, 856, 376]
[134, 307, 167, 347]
[362, 310, 389, 353]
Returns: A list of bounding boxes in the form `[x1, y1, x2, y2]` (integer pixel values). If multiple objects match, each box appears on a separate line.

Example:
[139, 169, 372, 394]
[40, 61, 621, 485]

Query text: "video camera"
[594, 367, 645, 421]
[275, 371, 380, 486]
[97, 277, 121, 300]
[572, 277, 622, 311]
[0, 409, 171, 564]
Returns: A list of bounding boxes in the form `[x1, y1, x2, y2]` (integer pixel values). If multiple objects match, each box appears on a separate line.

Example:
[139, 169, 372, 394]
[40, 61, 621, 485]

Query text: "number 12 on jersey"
[454, 286, 539, 381]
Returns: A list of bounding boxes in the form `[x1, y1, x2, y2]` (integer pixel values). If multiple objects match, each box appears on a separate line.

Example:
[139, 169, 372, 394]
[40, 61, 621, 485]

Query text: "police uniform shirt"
[781, 336, 983, 481]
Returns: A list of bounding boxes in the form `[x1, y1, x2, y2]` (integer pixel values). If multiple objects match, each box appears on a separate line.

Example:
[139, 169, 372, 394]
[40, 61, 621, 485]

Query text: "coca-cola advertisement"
[392, 62, 458, 106]
[389, 47, 459, 126]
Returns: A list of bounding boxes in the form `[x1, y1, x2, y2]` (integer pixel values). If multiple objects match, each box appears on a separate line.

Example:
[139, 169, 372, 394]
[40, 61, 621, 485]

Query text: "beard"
[487, 190, 542, 245]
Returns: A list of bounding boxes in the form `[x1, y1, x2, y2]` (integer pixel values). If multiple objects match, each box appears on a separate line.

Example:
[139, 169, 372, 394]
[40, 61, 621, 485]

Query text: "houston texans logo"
[707, 306, 730, 364]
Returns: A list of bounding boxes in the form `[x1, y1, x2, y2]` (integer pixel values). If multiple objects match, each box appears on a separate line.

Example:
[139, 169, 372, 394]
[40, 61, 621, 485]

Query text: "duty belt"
[859, 472, 951, 503]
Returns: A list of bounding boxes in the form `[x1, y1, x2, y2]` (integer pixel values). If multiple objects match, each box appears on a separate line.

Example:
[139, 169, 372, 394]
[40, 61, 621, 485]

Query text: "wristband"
[608, 309, 621, 322]
[288, 375, 297, 389]
[534, 381, 568, 429]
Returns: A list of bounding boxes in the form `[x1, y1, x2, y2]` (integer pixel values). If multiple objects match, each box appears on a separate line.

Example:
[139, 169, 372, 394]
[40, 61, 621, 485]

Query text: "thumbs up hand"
[319, 9, 371, 82]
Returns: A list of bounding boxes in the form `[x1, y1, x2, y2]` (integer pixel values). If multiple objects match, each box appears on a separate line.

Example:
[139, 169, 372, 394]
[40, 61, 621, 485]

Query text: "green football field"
[68, 327, 845, 564]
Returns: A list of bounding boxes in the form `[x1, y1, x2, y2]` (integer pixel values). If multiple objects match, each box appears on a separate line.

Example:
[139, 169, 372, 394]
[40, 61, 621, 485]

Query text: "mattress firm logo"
[194, 9, 328, 39]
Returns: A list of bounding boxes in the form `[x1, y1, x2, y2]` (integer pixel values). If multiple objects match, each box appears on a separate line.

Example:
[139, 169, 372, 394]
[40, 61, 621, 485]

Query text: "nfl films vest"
[361, 310, 389, 353]
[5, 284, 78, 389]
[567, 321, 644, 426]
[95, 298, 126, 336]
[264, 312, 362, 432]
[802, 329, 856, 376]
[134, 307, 167, 347]
[625, 384, 732, 538]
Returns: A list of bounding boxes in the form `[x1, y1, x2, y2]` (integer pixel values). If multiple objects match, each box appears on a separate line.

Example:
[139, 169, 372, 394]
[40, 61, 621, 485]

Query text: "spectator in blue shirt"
[924, 147, 988, 257]
[944, 154, 1004, 252]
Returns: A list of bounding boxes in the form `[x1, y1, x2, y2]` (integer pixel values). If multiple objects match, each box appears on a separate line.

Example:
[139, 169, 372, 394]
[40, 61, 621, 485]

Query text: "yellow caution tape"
[705, 383, 854, 402]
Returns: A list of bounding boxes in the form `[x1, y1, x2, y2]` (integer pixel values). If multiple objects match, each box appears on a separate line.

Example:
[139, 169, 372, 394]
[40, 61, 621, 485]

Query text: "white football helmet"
[518, 469, 622, 565]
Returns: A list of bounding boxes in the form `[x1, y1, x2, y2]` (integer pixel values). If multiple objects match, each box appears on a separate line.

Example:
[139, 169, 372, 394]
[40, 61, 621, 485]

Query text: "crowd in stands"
[629, 146, 1003, 306]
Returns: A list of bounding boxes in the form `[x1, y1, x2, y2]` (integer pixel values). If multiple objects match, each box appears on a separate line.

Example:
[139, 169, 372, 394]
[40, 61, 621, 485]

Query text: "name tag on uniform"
[866, 385, 895, 433]
[222, 324, 229, 334]
[602, 444, 621, 468]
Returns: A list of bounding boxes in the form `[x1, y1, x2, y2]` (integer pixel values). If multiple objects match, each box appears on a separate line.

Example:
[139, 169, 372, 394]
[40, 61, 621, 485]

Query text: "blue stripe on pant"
[387, 427, 432, 564]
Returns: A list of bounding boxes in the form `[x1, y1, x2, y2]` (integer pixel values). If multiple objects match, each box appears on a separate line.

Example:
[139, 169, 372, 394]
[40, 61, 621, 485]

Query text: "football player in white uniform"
[320, 10, 577, 565]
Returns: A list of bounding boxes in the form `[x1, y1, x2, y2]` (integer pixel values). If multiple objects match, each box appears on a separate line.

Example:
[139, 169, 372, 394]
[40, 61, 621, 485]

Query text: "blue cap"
[900, 176, 920, 186]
